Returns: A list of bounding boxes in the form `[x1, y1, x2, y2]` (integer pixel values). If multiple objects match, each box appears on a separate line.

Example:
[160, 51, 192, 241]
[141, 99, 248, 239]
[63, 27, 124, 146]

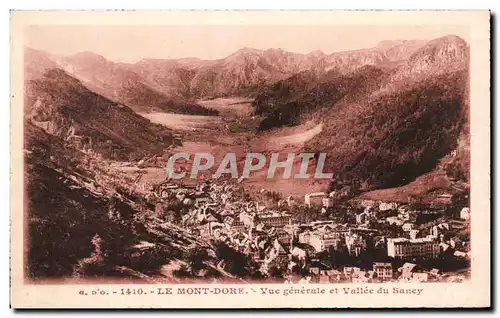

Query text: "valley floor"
[133, 97, 331, 198]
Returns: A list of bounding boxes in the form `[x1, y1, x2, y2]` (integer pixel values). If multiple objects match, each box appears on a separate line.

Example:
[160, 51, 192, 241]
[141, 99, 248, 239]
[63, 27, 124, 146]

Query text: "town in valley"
[137, 173, 470, 284]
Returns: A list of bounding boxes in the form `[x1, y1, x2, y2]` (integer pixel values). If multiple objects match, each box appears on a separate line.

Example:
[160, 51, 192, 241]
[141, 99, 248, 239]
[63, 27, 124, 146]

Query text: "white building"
[460, 207, 470, 220]
[195, 196, 210, 206]
[430, 223, 450, 237]
[258, 211, 292, 228]
[298, 231, 311, 244]
[345, 233, 366, 257]
[290, 247, 307, 261]
[373, 262, 393, 281]
[305, 192, 327, 207]
[360, 200, 375, 208]
[309, 231, 341, 252]
[387, 237, 440, 259]
[322, 197, 333, 208]
[386, 216, 404, 226]
[356, 212, 368, 224]
[239, 211, 255, 228]
[379, 202, 398, 211]
[402, 223, 414, 232]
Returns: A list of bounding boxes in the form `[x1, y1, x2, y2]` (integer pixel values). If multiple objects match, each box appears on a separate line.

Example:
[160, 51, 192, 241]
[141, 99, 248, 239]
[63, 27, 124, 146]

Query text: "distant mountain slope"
[250, 40, 430, 127]
[252, 70, 325, 116]
[382, 35, 469, 92]
[121, 59, 197, 99]
[186, 43, 422, 98]
[187, 48, 307, 98]
[53, 51, 217, 115]
[122, 40, 425, 100]
[24, 47, 60, 81]
[23, 35, 469, 193]
[254, 66, 387, 130]
[24, 68, 177, 161]
[306, 70, 469, 190]
[251, 35, 469, 192]
[374, 39, 426, 62]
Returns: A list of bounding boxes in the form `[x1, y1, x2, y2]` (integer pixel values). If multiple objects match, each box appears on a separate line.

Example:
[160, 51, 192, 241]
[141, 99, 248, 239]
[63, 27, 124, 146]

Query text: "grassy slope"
[25, 122, 223, 280]
[254, 66, 387, 130]
[25, 121, 137, 278]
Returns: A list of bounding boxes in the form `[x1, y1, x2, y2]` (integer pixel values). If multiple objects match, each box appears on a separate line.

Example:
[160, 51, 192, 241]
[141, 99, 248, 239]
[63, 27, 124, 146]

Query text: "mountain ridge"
[24, 68, 177, 161]
[26, 36, 458, 101]
[251, 35, 470, 192]
[32, 49, 217, 116]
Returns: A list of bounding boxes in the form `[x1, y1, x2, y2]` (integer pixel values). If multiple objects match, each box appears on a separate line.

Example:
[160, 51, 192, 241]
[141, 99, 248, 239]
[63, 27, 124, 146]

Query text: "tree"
[184, 247, 210, 276]
[173, 264, 191, 278]
[213, 242, 250, 277]
[268, 265, 285, 279]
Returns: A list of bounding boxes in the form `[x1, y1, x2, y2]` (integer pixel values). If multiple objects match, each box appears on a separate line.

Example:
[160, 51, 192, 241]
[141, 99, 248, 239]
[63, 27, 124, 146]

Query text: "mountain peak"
[265, 48, 284, 53]
[387, 34, 469, 85]
[426, 34, 468, 47]
[24, 47, 60, 81]
[231, 47, 262, 56]
[308, 49, 325, 57]
[376, 39, 415, 48]
[416, 34, 469, 59]
[372, 39, 427, 62]
[67, 51, 109, 64]
[224, 47, 263, 64]
[239, 47, 261, 52]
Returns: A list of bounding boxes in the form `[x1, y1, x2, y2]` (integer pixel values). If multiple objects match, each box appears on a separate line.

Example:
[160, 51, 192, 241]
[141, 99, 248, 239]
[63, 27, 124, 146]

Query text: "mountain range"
[24, 34, 469, 190]
[118, 39, 425, 99]
[26, 38, 426, 104]
[252, 35, 470, 190]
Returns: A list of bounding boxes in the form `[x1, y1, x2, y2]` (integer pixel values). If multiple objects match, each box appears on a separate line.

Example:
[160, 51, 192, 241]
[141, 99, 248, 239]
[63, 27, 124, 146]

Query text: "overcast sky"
[24, 25, 469, 63]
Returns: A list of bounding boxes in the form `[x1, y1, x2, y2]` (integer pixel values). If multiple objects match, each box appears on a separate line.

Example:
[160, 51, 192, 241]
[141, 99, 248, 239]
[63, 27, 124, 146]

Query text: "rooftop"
[388, 237, 436, 244]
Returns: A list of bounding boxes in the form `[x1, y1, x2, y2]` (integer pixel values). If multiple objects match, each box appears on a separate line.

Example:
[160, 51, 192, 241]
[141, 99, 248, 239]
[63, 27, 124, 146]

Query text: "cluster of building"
[283, 261, 468, 284]
[152, 181, 471, 282]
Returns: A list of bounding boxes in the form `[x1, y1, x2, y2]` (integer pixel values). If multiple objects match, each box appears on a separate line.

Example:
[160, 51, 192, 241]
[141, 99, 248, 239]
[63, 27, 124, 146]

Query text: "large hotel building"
[387, 237, 440, 259]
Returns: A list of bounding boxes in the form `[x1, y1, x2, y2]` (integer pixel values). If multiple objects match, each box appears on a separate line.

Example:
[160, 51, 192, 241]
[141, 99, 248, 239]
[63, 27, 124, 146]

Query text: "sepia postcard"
[10, 10, 490, 308]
